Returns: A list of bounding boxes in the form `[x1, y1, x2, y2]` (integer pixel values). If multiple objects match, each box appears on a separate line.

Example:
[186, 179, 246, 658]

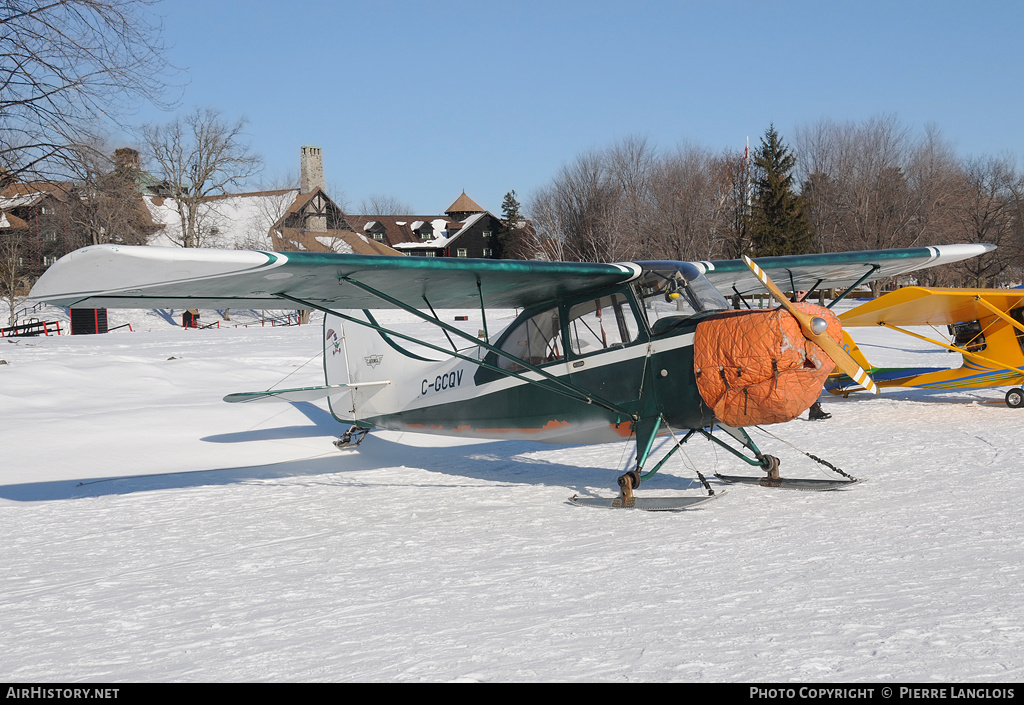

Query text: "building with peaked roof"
[0, 184, 74, 280]
[344, 191, 505, 259]
[445, 191, 486, 221]
[1, 176, 158, 282]
[145, 146, 401, 256]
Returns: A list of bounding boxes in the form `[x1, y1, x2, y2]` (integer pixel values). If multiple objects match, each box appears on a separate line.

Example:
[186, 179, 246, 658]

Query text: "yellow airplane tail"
[825, 331, 875, 395]
[841, 330, 872, 370]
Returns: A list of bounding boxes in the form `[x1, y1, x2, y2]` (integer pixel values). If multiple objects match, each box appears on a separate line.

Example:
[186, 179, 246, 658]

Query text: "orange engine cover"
[693, 303, 841, 427]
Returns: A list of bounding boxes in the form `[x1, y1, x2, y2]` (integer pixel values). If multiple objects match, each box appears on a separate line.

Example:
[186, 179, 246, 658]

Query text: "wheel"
[761, 455, 781, 480]
[1006, 387, 1024, 409]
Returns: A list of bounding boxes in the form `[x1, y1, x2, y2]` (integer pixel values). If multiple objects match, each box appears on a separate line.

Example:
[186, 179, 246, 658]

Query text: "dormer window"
[412, 220, 434, 240]
[363, 221, 387, 242]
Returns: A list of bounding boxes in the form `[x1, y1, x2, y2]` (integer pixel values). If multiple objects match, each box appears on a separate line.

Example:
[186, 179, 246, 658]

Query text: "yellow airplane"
[826, 286, 1024, 408]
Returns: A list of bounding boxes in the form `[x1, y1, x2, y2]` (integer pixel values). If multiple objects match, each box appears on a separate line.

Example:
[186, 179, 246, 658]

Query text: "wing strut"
[975, 295, 1024, 337]
[827, 265, 880, 309]
[421, 294, 458, 352]
[880, 321, 1024, 376]
[477, 279, 489, 343]
[273, 292, 636, 420]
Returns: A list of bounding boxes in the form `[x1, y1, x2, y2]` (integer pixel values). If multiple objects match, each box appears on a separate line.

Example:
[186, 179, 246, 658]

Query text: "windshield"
[632, 261, 729, 325]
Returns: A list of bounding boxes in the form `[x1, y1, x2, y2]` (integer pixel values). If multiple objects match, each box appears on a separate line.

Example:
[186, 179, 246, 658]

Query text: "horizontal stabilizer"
[224, 381, 390, 404]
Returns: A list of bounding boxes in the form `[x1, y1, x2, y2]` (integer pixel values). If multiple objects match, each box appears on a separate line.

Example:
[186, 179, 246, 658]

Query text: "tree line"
[528, 118, 1024, 289]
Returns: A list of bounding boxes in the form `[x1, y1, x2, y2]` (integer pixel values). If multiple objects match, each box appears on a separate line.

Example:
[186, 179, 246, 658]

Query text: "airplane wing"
[839, 286, 1024, 327]
[696, 244, 996, 297]
[29, 245, 642, 310]
[30, 243, 996, 311]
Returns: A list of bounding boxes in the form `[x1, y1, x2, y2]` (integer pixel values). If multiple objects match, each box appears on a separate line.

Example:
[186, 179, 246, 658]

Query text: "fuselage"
[324, 262, 722, 443]
[323, 261, 838, 443]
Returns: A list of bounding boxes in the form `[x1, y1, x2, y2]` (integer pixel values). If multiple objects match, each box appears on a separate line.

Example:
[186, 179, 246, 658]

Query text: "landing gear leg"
[334, 426, 369, 449]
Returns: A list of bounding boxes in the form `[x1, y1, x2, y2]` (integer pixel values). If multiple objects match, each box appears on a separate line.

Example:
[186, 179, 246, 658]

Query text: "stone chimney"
[300, 146, 324, 195]
[114, 147, 140, 172]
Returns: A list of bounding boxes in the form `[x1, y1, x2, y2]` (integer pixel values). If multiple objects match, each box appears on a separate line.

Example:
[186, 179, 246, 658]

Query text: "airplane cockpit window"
[632, 262, 728, 331]
[497, 306, 563, 371]
[567, 294, 640, 356]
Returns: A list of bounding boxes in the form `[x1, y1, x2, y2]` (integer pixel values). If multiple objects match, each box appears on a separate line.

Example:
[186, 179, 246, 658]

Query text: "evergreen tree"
[749, 125, 814, 256]
[501, 190, 521, 231]
[497, 190, 534, 259]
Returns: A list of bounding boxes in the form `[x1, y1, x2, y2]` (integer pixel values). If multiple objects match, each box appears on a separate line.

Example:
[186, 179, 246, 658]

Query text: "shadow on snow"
[0, 402, 708, 502]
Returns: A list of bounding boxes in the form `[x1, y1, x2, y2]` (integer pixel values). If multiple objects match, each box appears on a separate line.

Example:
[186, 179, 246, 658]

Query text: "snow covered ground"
[1, 304, 1022, 682]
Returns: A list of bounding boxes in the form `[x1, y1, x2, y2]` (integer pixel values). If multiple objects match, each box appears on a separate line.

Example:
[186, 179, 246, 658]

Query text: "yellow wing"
[840, 287, 1024, 327]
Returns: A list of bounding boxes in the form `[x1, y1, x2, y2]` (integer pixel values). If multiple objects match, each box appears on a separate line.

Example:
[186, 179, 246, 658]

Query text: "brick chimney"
[300, 146, 324, 195]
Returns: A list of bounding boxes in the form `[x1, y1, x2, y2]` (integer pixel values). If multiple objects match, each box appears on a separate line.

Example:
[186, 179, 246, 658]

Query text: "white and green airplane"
[30, 243, 991, 509]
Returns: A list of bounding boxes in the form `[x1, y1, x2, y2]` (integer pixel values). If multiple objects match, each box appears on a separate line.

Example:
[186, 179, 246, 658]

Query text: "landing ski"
[569, 493, 720, 511]
[714, 473, 858, 490]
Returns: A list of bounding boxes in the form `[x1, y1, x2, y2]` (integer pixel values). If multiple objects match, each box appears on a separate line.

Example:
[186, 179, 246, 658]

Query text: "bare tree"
[63, 142, 152, 246]
[796, 116, 924, 294]
[796, 119, 845, 252]
[141, 108, 263, 248]
[1004, 168, 1024, 285]
[947, 156, 1021, 287]
[527, 182, 566, 260]
[0, 235, 28, 326]
[540, 150, 621, 262]
[646, 144, 722, 260]
[358, 194, 413, 216]
[712, 149, 754, 259]
[0, 0, 176, 187]
[605, 136, 656, 258]
[528, 139, 651, 263]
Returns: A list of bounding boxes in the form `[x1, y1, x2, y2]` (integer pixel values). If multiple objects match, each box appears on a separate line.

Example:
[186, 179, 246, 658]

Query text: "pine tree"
[749, 125, 814, 256]
[497, 190, 533, 259]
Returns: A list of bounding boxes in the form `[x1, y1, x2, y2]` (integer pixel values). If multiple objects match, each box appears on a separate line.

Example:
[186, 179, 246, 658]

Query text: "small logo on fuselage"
[364, 354, 383, 368]
[326, 329, 341, 356]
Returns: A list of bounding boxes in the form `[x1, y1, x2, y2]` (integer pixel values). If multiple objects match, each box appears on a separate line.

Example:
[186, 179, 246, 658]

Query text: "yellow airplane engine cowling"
[693, 303, 842, 427]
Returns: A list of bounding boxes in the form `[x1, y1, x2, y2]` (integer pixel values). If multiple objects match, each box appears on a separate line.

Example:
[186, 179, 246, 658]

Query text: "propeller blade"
[743, 256, 879, 394]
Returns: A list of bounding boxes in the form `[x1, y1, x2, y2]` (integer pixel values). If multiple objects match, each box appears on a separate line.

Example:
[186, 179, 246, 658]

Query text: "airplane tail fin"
[842, 330, 872, 371]
[322, 310, 441, 423]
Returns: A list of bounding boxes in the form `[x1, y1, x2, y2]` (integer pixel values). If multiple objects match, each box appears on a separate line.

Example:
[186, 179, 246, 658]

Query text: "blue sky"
[116, 0, 1024, 215]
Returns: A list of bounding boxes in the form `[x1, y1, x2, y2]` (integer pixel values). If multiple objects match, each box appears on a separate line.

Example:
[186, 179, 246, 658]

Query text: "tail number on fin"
[422, 370, 464, 396]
